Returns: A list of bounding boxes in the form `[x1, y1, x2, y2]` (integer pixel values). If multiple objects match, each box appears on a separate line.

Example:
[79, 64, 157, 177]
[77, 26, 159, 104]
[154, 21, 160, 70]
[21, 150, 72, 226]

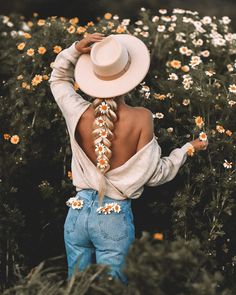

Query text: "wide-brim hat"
[74, 34, 150, 98]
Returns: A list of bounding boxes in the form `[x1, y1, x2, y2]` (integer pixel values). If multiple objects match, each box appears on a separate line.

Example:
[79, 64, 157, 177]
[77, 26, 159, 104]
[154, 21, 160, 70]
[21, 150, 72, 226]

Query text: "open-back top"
[48, 41, 193, 200]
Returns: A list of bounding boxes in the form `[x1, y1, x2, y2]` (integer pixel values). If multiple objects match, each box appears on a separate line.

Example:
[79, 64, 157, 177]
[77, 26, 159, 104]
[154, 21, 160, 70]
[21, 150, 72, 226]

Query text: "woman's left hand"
[75, 32, 105, 54]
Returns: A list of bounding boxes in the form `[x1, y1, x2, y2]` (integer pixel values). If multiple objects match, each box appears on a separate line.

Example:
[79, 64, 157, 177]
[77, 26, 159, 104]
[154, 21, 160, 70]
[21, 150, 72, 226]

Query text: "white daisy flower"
[199, 132, 208, 141]
[228, 100, 236, 106]
[229, 84, 236, 93]
[159, 9, 167, 14]
[157, 25, 166, 32]
[201, 16, 212, 25]
[99, 129, 108, 138]
[205, 70, 215, 76]
[223, 160, 232, 169]
[99, 101, 110, 114]
[113, 203, 121, 213]
[66, 197, 77, 207]
[168, 73, 179, 80]
[97, 157, 108, 169]
[189, 56, 202, 68]
[95, 116, 105, 127]
[95, 143, 106, 155]
[201, 50, 210, 57]
[156, 112, 164, 119]
[71, 199, 84, 209]
[152, 16, 159, 23]
[182, 99, 190, 106]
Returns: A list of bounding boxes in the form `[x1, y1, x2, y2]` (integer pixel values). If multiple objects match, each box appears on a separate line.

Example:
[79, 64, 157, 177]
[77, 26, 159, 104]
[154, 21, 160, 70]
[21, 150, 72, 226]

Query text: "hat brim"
[74, 34, 150, 98]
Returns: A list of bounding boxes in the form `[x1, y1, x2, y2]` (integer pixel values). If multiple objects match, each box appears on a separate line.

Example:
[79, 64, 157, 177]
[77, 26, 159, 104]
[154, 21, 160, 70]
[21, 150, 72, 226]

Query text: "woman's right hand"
[75, 32, 105, 54]
[190, 138, 209, 152]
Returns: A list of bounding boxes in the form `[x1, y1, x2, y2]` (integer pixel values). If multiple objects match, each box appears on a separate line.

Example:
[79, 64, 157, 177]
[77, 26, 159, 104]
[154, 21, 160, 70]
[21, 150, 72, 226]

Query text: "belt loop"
[92, 189, 97, 199]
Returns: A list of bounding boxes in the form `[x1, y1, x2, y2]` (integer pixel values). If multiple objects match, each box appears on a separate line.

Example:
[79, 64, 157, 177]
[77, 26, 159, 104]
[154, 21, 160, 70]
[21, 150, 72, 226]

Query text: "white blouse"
[49, 41, 193, 200]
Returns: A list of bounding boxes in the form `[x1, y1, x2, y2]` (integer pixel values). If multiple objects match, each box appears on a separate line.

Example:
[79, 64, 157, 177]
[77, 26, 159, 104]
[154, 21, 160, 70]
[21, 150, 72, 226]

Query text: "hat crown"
[90, 35, 130, 79]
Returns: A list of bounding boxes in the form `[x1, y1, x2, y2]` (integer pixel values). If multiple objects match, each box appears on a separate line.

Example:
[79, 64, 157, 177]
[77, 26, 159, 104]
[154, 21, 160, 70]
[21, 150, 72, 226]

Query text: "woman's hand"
[190, 138, 209, 152]
[75, 32, 105, 54]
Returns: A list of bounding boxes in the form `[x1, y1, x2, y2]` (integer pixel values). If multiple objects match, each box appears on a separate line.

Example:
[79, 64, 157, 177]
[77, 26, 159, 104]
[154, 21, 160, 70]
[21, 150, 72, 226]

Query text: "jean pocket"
[98, 211, 129, 241]
[64, 207, 81, 234]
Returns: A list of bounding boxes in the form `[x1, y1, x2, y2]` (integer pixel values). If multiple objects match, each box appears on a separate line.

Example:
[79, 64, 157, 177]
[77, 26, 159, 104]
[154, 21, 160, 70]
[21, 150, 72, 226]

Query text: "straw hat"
[74, 34, 150, 98]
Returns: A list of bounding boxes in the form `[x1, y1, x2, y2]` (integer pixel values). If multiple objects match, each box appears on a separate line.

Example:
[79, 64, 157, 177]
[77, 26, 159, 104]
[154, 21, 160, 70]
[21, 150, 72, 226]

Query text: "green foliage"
[1, 7, 236, 293]
[2, 234, 233, 295]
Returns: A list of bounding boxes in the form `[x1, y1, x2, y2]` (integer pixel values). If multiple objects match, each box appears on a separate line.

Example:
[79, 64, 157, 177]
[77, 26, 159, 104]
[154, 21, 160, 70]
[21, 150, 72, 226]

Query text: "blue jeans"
[64, 188, 135, 285]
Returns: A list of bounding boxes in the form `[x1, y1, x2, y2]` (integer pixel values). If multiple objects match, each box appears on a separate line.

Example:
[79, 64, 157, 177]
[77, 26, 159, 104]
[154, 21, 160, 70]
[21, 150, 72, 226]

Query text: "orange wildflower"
[37, 19, 46, 26]
[153, 233, 164, 240]
[17, 42, 26, 50]
[67, 25, 76, 34]
[10, 135, 20, 144]
[3, 133, 11, 140]
[225, 129, 232, 136]
[53, 45, 62, 54]
[23, 32, 31, 39]
[31, 75, 43, 86]
[116, 25, 126, 33]
[69, 17, 79, 25]
[104, 13, 112, 20]
[67, 171, 72, 179]
[87, 21, 94, 26]
[194, 116, 204, 128]
[187, 145, 195, 157]
[43, 74, 49, 80]
[170, 59, 182, 69]
[27, 48, 35, 56]
[38, 46, 47, 54]
[74, 82, 79, 90]
[216, 125, 225, 133]
[153, 93, 166, 100]
[76, 26, 86, 34]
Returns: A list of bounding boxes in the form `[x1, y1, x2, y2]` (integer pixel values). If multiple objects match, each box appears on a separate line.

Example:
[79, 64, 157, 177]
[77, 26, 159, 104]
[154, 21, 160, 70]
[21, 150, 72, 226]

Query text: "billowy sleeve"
[48, 41, 91, 137]
[145, 140, 193, 186]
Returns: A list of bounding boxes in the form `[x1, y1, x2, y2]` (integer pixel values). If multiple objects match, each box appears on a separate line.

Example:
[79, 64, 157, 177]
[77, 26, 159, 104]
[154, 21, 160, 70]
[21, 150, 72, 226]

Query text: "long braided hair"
[92, 96, 123, 205]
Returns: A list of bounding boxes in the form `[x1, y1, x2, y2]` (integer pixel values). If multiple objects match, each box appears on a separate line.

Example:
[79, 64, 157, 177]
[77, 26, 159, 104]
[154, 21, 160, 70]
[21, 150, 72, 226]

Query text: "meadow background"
[1, 2, 236, 294]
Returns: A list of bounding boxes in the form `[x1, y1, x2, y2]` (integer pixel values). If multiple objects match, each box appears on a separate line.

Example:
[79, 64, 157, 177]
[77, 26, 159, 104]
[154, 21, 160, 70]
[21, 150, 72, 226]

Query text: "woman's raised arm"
[48, 33, 104, 136]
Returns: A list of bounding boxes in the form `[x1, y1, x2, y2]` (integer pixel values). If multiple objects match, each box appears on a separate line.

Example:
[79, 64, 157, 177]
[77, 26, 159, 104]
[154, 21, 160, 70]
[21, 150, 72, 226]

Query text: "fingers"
[201, 141, 208, 150]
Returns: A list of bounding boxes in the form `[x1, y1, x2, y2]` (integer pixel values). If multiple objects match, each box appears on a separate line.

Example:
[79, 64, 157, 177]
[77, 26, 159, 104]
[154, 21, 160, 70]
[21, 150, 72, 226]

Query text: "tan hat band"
[94, 52, 131, 81]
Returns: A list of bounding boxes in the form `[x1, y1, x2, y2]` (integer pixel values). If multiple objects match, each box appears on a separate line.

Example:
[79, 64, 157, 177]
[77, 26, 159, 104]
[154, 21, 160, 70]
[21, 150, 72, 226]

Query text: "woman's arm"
[48, 33, 105, 136]
[144, 113, 208, 186]
[48, 41, 91, 136]
[145, 141, 193, 186]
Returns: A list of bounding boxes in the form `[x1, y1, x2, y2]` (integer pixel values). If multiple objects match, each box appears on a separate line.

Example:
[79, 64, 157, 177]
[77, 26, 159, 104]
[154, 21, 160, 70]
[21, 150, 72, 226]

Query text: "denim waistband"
[75, 189, 131, 208]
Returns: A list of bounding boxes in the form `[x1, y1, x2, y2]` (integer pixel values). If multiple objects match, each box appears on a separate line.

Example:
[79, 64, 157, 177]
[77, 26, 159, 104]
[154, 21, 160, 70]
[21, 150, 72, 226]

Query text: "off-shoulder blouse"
[48, 41, 193, 200]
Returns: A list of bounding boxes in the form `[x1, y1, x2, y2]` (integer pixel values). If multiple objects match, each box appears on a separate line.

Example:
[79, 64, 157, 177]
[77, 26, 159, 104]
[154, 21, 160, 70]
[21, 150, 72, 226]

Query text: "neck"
[116, 95, 125, 106]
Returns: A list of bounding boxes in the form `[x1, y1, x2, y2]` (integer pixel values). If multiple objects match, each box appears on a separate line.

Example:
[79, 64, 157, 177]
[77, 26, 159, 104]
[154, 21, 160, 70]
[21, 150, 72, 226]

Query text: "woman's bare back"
[75, 102, 154, 171]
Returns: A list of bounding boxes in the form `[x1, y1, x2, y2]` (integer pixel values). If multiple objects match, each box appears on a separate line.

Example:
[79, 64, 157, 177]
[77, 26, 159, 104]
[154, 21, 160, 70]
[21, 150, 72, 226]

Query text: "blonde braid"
[92, 97, 118, 205]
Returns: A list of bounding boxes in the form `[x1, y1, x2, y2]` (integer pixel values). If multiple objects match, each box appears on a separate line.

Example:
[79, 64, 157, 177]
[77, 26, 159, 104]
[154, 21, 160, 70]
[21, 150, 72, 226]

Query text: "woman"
[49, 32, 208, 285]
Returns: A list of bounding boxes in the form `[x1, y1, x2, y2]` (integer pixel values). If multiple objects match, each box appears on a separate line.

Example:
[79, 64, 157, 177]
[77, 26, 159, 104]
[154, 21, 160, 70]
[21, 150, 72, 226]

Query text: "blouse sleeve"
[145, 141, 193, 187]
[48, 41, 91, 137]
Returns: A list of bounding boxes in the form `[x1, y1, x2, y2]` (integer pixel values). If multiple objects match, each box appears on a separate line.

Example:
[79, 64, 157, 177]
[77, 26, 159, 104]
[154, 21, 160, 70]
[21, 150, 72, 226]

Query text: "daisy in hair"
[99, 129, 108, 138]
[95, 116, 105, 127]
[97, 157, 108, 169]
[95, 143, 106, 155]
[199, 132, 208, 141]
[99, 101, 110, 114]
